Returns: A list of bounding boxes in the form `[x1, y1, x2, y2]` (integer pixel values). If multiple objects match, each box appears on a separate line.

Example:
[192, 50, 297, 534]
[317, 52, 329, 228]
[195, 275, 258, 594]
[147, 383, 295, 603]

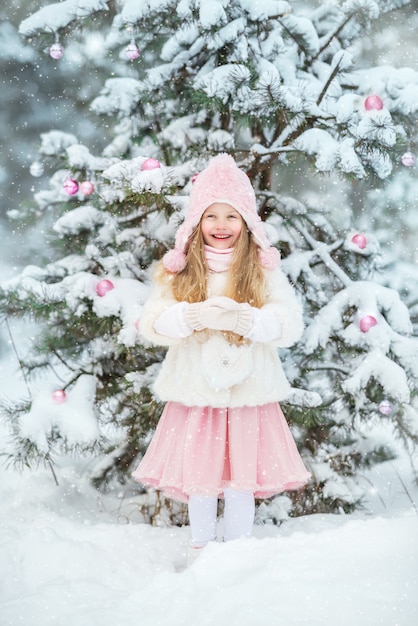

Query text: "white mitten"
[206, 304, 253, 335]
[184, 300, 219, 331]
[185, 298, 253, 335]
[203, 296, 242, 311]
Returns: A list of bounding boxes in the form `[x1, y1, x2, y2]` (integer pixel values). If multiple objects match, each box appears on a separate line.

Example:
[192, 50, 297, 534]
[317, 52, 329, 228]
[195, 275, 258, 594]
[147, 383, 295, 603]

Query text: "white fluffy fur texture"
[139, 268, 303, 408]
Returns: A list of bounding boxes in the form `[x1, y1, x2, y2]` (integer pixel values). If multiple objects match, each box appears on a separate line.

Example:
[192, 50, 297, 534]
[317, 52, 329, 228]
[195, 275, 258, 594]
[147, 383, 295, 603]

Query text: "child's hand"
[185, 299, 253, 335]
[206, 304, 253, 335]
[204, 296, 242, 311]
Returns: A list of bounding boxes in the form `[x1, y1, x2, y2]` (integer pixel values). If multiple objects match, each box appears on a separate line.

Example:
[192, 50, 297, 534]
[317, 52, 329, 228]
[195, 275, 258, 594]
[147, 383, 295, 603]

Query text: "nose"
[215, 216, 228, 228]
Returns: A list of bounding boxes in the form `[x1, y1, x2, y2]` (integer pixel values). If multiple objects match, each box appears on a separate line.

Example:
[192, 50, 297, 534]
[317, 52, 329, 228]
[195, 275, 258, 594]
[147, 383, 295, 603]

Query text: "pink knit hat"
[163, 154, 280, 272]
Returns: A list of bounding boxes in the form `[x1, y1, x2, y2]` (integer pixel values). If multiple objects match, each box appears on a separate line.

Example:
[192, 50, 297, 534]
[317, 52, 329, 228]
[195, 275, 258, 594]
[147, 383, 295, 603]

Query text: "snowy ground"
[1, 444, 417, 626]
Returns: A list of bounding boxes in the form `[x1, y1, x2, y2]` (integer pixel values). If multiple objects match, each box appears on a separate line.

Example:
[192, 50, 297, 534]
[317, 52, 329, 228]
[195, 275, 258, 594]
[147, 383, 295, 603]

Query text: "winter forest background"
[0, 2, 418, 624]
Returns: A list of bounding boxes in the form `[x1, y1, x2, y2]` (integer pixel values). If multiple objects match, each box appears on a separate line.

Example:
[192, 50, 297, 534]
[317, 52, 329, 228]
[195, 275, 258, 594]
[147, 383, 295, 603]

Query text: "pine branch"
[3, 318, 32, 399]
[293, 220, 352, 288]
[310, 13, 355, 63]
[316, 56, 344, 106]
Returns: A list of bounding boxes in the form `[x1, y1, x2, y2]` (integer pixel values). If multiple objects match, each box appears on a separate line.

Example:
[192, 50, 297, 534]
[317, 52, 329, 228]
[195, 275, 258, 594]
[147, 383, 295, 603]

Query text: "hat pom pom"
[259, 247, 280, 270]
[163, 248, 187, 273]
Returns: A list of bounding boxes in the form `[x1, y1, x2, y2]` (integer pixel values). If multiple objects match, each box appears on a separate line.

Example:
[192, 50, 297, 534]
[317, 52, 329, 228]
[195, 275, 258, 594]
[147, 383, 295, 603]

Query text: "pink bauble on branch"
[379, 400, 393, 415]
[52, 389, 67, 403]
[79, 180, 95, 195]
[125, 41, 140, 60]
[49, 42, 64, 59]
[364, 95, 383, 111]
[401, 151, 416, 167]
[351, 233, 367, 250]
[191, 173, 199, 183]
[141, 158, 161, 171]
[63, 178, 79, 195]
[359, 315, 378, 333]
[96, 279, 115, 297]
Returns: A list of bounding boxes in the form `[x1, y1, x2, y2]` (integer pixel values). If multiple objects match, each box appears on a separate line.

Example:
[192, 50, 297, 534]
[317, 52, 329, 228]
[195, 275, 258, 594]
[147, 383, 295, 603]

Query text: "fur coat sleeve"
[138, 277, 184, 347]
[261, 268, 304, 348]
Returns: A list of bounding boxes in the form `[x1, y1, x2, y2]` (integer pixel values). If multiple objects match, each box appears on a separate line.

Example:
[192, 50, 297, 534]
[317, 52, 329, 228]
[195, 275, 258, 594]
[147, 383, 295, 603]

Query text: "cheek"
[234, 223, 243, 236]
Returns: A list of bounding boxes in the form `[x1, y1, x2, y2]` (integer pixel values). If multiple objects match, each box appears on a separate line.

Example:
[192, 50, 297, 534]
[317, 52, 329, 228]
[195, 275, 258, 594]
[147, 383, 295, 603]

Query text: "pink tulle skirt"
[132, 402, 310, 502]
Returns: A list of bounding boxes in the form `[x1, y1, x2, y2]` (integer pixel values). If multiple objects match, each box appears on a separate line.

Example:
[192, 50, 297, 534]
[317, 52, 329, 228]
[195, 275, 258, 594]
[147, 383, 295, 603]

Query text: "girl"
[132, 154, 310, 554]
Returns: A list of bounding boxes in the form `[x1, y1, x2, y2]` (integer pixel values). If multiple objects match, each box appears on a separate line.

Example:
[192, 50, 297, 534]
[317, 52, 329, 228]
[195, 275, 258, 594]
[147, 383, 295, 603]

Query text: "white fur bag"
[201, 334, 254, 389]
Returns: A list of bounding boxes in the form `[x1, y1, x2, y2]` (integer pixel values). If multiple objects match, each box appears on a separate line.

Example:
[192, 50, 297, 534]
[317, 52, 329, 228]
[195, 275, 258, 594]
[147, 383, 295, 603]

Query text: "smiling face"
[200, 202, 244, 249]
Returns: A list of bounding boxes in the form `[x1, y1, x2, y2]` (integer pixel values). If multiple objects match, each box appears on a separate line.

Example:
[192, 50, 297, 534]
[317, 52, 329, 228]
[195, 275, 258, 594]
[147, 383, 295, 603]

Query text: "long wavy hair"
[154, 221, 267, 342]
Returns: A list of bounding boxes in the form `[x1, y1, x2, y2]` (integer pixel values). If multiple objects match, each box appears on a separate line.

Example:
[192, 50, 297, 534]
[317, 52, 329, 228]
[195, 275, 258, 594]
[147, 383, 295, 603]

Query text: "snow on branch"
[194, 64, 251, 103]
[120, 0, 176, 24]
[53, 206, 109, 236]
[341, 0, 380, 22]
[102, 156, 168, 194]
[285, 387, 322, 407]
[304, 280, 413, 353]
[20, 375, 99, 451]
[355, 65, 418, 116]
[199, 0, 228, 29]
[342, 349, 410, 403]
[238, 0, 291, 21]
[293, 129, 339, 172]
[390, 336, 418, 379]
[90, 78, 144, 117]
[206, 18, 247, 54]
[355, 110, 396, 147]
[160, 23, 201, 62]
[38, 131, 78, 157]
[19, 0, 110, 37]
[279, 14, 320, 58]
[66, 145, 117, 172]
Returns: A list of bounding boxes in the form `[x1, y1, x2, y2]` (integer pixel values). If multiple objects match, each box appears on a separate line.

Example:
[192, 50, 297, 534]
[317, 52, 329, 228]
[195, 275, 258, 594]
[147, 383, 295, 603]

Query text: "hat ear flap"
[258, 247, 280, 270]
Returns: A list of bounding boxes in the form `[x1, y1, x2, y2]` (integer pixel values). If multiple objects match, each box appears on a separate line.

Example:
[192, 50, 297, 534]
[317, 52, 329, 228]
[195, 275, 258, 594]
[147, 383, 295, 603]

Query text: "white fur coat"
[139, 267, 304, 408]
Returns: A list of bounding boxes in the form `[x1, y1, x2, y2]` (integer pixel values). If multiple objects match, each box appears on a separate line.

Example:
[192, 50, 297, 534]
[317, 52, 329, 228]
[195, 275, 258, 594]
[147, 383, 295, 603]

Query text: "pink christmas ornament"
[351, 233, 367, 250]
[134, 319, 141, 331]
[379, 400, 393, 415]
[359, 315, 378, 333]
[49, 42, 64, 59]
[364, 95, 383, 111]
[63, 178, 79, 195]
[79, 180, 95, 195]
[141, 158, 161, 171]
[401, 151, 416, 167]
[96, 279, 115, 296]
[191, 173, 199, 184]
[52, 389, 67, 403]
[125, 41, 140, 60]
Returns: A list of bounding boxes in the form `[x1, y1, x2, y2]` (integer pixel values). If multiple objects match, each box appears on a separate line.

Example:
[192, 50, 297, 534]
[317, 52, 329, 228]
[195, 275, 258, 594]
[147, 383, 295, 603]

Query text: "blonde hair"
[154, 222, 268, 344]
[155, 220, 267, 304]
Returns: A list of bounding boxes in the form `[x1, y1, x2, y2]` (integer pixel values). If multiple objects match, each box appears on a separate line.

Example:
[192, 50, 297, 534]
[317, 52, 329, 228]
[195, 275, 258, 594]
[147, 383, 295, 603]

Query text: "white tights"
[188, 488, 255, 547]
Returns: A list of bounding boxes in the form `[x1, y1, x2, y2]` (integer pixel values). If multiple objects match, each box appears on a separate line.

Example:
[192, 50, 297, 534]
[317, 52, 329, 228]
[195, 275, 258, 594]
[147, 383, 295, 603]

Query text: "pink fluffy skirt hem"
[132, 402, 310, 503]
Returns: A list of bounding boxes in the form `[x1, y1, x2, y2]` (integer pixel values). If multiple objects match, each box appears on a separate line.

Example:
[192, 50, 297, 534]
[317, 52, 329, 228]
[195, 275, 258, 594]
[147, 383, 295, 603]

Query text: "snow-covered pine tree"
[1, 0, 417, 518]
